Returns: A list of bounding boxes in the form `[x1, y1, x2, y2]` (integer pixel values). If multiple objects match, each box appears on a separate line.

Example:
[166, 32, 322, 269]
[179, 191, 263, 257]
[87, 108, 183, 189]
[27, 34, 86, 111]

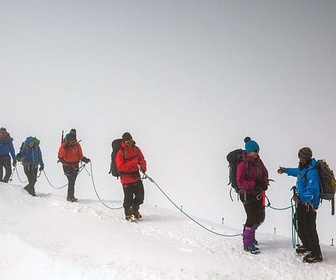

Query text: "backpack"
[226, 149, 247, 193]
[16, 137, 40, 162]
[316, 159, 336, 215]
[109, 139, 123, 177]
[316, 159, 336, 200]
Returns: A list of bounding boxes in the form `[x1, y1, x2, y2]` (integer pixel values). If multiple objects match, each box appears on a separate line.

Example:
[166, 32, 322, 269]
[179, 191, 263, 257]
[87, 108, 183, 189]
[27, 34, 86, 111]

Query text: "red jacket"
[115, 141, 147, 186]
[58, 141, 84, 166]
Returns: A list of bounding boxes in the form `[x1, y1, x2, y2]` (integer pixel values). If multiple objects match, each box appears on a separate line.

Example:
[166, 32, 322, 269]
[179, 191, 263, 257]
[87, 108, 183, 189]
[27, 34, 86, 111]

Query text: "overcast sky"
[1, 0, 336, 243]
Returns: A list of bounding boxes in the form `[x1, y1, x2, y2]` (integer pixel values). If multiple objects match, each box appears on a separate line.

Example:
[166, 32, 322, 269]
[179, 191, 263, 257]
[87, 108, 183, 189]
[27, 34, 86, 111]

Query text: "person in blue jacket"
[0, 127, 16, 183]
[16, 136, 44, 196]
[278, 147, 323, 263]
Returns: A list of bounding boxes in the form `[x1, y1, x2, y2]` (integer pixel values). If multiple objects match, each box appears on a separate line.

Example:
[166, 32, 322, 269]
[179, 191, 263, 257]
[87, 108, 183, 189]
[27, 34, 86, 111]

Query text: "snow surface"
[1, 171, 336, 280]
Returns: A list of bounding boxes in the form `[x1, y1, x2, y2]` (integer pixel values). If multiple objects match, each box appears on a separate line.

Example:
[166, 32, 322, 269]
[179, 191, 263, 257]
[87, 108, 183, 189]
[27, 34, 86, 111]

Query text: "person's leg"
[123, 185, 134, 217]
[63, 166, 77, 201]
[132, 180, 145, 217]
[241, 196, 259, 251]
[23, 165, 37, 196]
[297, 204, 310, 248]
[3, 159, 12, 183]
[305, 209, 321, 256]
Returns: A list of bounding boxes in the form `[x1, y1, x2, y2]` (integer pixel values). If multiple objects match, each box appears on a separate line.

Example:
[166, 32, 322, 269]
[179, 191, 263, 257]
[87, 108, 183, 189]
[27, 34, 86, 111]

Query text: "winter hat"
[122, 132, 133, 142]
[68, 129, 77, 141]
[244, 136, 260, 153]
[0, 127, 7, 133]
[298, 147, 312, 160]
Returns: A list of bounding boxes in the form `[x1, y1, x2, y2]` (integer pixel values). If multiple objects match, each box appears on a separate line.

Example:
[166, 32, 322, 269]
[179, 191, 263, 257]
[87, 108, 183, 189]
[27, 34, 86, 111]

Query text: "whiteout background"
[1, 2, 336, 275]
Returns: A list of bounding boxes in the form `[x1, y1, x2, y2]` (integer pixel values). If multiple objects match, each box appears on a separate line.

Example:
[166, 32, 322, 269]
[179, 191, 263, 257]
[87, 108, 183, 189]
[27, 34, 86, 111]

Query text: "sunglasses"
[253, 150, 259, 153]
[125, 139, 133, 145]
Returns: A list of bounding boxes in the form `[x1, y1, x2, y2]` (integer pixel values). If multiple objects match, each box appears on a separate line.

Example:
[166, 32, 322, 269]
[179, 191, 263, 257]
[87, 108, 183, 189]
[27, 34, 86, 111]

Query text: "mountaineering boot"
[67, 197, 78, 202]
[132, 211, 142, 219]
[24, 186, 36, 196]
[303, 253, 323, 263]
[296, 245, 310, 255]
[244, 244, 260, 254]
[125, 214, 135, 222]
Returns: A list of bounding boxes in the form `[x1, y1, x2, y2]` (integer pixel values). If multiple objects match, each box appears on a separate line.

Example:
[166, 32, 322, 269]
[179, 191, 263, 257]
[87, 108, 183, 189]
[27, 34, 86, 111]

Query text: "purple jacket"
[236, 152, 269, 195]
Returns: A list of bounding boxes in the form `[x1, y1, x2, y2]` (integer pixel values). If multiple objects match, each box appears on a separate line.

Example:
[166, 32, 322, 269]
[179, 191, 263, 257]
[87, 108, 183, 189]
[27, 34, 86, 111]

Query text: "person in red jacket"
[58, 129, 90, 202]
[116, 132, 147, 221]
[236, 137, 269, 254]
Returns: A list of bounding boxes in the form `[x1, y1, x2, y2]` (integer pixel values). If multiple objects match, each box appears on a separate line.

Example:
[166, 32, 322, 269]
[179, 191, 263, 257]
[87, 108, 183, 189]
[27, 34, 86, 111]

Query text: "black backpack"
[226, 149, 246, 193]
[109, 139, 123, 178]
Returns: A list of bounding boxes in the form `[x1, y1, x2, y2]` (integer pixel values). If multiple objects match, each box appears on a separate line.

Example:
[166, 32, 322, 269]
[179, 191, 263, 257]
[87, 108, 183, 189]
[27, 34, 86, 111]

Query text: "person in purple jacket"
[236, 137, 269, 254]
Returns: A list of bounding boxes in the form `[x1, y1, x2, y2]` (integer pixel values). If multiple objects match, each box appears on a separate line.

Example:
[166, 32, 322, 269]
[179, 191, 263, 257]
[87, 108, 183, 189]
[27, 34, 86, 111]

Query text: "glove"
[254, 184, 263, 194]
[13, 160, 17, 167]
[39, 164, 44, 171]
[82, 157, 90, 164]
[16, 153, 21, 162]
[292, 195, 300, 204]
[254, 179, 268, 192]
[277, 167, 285, 174]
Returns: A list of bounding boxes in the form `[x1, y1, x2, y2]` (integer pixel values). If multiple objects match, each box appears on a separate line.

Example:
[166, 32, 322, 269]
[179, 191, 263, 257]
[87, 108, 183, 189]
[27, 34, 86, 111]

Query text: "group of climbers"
[1, 126, 323, 262]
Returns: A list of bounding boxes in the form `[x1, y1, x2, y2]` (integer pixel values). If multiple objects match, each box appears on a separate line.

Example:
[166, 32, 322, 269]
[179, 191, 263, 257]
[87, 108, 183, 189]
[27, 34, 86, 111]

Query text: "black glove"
[16, 153, 21, 162]
[254, 179, 268, 192]
[82, 157, 90, 164]
[254, 184, 262, 193]
[292, 195, 300, 204]
[39, 164, 44, 171]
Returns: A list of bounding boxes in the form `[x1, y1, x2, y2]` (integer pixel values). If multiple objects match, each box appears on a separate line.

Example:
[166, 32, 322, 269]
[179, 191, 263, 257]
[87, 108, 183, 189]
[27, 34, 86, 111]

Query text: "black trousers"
[122, 180, 145, 215]
[0, 159, 12, 183]
[240, 194, 265, 227]
[296, 203, 322, 255]
[23, 165, 38, 195]
[63, 165, 79, 199]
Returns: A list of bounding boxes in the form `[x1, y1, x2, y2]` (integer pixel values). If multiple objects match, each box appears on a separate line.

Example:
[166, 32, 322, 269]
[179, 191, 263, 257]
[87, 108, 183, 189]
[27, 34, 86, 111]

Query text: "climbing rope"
[143, 173, 242, 237]
[87, 162, 123, 210]
[14, 166, 28, 183]
[265, 196, 292, 211]
[42, 170, 68, 189]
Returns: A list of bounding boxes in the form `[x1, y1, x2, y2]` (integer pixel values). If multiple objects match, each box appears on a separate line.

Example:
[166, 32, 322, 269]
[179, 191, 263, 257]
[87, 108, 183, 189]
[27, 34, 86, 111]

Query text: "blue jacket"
[285, 158, 320, 209]
[0, 135, 16, 161]
[17, 137, 44, 167]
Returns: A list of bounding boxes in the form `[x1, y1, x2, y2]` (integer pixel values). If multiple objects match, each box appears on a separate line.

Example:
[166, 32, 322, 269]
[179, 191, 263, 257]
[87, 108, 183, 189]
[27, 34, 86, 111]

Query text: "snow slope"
[1, 180, 336, 280]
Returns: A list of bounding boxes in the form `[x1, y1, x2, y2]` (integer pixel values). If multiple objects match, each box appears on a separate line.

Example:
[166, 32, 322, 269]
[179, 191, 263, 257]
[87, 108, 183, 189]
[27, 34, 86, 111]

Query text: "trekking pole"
[290, 186, 298, 248]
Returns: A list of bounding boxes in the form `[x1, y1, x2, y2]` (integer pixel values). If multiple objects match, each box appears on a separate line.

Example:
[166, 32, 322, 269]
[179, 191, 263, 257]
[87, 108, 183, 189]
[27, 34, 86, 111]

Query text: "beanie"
[298, 147, 312, 160]
[0, 127, 7, 133]
[122, 132, 133, 142]
[244, 136, 260, 153]
[67, 129, 76, 141]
